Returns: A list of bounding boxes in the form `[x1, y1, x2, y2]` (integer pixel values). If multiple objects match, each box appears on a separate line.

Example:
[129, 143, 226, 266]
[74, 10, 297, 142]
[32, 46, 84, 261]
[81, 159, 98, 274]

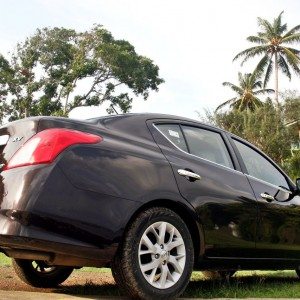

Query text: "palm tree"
[216, 72, 274, 112]
[233, 11, 300, 106]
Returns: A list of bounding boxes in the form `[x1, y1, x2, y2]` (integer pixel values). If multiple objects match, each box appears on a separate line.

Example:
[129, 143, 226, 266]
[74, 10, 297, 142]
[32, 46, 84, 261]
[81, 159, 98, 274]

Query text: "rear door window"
[155, 124, 188, 152]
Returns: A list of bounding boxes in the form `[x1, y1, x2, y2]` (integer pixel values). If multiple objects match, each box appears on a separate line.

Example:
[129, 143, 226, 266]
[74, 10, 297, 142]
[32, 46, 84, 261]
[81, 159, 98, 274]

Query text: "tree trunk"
[64, 93, 69, 116]
[274, 52, 279, 107]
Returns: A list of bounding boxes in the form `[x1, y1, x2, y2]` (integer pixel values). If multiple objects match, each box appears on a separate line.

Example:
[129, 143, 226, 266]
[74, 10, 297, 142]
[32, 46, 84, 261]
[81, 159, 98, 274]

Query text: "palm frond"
[252, 80, 263, 89]
[253, 88, 274, 95]
[273, 11, 286, 35]
[258, 17, 275, 37]
[222, 81, 244, 94]
[252, 96, 264, 109]
[281, 33, 300, 44]
[238, 72, 246, 87]
[215, 97, 237, 111]
[252, 54, 269, 79]
[246, 36, 268, 44]
[233, 46, 267, 63]
[284, 47, 300, 55]
[281, 48, 300, 75]
[283, 24, 300, 38]
[263, 58, 274, 88]
[278, 54, 292, 80]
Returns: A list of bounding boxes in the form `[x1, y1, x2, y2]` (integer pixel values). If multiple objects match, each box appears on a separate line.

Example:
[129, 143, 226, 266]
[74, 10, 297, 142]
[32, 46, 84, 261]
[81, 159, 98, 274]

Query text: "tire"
[12, 259, 73, 288]
[111, 207, 194, 300]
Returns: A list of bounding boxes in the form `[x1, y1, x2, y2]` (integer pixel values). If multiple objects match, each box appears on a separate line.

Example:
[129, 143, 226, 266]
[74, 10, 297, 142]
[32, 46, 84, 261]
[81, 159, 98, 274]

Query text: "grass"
[1, 253, 300, 298]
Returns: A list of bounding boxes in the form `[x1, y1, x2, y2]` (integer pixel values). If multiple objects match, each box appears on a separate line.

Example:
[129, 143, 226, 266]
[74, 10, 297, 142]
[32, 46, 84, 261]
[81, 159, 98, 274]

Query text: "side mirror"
[274, 187, 293, 202]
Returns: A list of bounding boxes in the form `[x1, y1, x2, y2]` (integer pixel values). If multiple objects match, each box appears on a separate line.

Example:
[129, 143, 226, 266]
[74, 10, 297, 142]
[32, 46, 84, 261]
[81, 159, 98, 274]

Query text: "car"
[0, 113, 299, 299]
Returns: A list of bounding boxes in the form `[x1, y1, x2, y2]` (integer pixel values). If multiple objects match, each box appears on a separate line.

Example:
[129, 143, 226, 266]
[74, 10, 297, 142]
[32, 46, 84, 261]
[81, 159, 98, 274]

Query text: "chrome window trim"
[247, 174, 292, 193]
[153, 124, 242, 175]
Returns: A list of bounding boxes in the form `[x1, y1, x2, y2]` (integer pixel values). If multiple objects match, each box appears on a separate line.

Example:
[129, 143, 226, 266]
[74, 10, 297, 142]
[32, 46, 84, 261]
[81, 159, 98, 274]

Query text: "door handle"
[260, 193, 274, 202]
[178, 169, 201, 181]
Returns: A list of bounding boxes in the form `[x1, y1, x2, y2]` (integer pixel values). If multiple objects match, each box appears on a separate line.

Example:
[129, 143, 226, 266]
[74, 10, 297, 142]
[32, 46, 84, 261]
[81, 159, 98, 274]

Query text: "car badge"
[12, 136, 24, 142]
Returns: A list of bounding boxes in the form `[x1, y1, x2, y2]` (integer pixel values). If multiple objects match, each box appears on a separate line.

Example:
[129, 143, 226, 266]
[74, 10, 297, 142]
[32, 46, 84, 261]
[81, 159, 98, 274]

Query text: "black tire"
[111, 207, 194, 300]
[12, 259, 73, 288]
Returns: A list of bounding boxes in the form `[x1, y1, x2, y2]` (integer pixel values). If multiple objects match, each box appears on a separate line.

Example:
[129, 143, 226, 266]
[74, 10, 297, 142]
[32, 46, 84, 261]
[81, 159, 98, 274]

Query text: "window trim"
[154, 123, 239, 173]
[231, 136, 292, 190]
[247, 174, 293, 194]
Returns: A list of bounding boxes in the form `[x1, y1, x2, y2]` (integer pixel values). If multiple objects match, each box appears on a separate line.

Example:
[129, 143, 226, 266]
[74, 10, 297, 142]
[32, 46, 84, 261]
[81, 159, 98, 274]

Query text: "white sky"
[0, 0, 300, 120]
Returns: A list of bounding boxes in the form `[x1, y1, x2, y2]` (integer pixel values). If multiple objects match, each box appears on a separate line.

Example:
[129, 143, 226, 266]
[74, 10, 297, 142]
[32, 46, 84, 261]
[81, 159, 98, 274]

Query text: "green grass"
[2, 253, 300, 298]
[185, 270, 300, 298]
[0, 253, 12, 266]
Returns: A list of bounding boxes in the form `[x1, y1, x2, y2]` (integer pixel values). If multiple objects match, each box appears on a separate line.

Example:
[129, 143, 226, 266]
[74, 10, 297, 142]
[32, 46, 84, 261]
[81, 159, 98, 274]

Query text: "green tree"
[216, 72, 274, 112]
[283, 152, 300, 180]
[1, 25, 164, 122]
[213, 100, 290, 163]
[233, 12, 300, 106]
[0, 54, 13, 121]
[205, 96, 300, 179]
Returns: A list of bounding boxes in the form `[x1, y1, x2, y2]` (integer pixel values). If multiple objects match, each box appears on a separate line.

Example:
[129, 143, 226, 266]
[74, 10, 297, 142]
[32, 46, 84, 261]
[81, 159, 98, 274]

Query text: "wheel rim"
[32, 261, 57, 274]
[138, 221, 186, 289]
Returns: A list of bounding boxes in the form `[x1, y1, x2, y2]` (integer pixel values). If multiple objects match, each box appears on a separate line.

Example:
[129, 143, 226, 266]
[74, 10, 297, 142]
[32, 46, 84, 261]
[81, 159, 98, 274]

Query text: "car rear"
[0, 117, 112, 267]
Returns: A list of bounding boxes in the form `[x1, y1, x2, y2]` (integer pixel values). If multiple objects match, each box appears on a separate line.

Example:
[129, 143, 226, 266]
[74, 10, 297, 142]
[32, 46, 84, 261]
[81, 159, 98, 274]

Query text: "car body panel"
[147, 119, 258, 258]
[247, 175, 300, 258]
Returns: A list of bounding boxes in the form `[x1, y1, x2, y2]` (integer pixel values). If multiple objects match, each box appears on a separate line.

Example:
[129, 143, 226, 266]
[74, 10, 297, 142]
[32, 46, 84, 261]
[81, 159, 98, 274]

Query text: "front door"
[232, 138, 300, 259]
[148, 120, 258, 258]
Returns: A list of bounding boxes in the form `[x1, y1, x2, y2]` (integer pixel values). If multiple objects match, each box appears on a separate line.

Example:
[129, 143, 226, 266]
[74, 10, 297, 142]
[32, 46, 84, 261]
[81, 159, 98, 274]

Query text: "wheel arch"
[122, 198, 205, 265]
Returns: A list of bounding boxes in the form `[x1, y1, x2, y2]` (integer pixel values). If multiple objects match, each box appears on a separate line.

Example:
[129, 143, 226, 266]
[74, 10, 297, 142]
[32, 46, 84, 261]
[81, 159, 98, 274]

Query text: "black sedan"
[0, 113, 299, 299]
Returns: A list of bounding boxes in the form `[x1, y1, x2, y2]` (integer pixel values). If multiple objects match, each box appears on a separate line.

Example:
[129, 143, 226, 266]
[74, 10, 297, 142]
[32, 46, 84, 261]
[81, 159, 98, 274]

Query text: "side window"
[233, 139, 289, 188]
[182, 126, 234, 169]
[155, 124, 188, 152]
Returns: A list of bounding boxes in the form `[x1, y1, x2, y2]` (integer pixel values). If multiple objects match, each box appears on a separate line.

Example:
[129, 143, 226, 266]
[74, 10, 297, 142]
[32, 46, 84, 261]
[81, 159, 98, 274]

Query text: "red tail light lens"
[5, 128, 102, 170]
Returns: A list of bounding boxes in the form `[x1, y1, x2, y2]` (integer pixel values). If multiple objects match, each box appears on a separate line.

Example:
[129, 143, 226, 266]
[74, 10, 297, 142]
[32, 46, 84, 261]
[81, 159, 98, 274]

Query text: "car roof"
[88, 113, 224, 133]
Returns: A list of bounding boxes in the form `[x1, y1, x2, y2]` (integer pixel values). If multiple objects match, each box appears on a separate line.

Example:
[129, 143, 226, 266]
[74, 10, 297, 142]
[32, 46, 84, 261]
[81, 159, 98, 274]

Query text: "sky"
[0, 0, 300, 120]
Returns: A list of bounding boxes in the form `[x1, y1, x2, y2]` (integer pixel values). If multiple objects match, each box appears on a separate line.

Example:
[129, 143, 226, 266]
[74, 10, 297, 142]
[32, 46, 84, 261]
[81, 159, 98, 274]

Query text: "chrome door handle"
[178, 169, 201, 180]
[260, 193, 274, 202]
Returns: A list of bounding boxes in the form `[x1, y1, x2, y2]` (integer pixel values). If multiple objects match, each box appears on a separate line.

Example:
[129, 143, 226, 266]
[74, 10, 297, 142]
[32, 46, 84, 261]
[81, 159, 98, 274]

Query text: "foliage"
[211, 100, 291, 163]
[283, 90, 300, 124]
[206, 95, 300, 179]
[283, 152, 300, 180]
[216, 72, 274, 112]
[0, 25, 164, 122]
[233, 11, 300, 104]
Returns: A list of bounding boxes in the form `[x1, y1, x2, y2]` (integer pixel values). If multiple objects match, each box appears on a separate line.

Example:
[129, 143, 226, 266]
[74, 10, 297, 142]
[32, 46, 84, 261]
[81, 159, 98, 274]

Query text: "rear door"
[148, 120, 258, 258]
[231, 137, 300, 259]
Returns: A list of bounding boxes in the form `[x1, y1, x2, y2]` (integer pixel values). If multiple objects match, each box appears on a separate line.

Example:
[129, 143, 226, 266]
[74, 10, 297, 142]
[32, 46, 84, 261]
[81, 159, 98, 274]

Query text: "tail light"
[4, 128, 102, 170]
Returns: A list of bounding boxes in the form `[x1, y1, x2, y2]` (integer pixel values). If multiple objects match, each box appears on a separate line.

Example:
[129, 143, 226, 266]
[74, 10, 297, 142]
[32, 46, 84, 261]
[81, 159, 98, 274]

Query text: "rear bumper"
[0, 234, 116, 267]
[0, 163, 138, 266]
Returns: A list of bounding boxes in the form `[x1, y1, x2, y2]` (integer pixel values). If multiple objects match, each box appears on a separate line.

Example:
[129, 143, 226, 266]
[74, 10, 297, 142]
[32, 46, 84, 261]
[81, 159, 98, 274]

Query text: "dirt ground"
[0, 265, 120, 297]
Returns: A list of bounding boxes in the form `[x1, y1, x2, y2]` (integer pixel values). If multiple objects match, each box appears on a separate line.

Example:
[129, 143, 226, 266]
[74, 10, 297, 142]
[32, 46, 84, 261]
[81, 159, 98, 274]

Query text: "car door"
[148, 120, 258, 258]
[231, 137, 300, 259]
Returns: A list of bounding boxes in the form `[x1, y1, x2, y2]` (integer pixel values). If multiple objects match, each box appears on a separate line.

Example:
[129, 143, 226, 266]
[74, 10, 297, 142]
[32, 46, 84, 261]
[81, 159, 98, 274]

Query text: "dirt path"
[0, 266, 120, 297]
